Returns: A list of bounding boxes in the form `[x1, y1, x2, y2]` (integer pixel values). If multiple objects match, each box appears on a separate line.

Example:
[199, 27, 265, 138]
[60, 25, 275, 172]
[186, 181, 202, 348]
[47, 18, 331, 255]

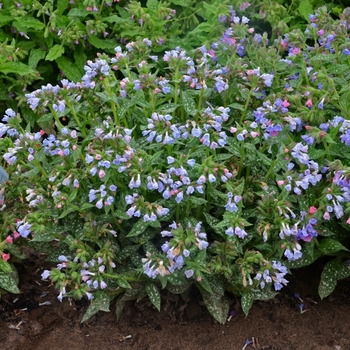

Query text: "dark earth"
[1, 251, 349, 350]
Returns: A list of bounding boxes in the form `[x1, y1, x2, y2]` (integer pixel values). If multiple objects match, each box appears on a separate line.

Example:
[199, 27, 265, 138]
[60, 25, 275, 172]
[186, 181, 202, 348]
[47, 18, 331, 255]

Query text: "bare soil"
[1, 253, 349, 350]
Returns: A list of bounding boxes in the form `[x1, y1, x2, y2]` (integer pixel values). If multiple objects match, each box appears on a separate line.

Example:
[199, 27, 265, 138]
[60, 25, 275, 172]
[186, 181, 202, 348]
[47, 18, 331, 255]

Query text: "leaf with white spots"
[81, 291, 111, 323]
[337, 261, 350, 280]
[318, 259, 341, 299]
[201, 290, 229, 324]
[241, 292, 253, 317]
[0, 271, 20, 294]
[181, 90, 197, 116]
[146, 283, 161, 311]
[250, 288, 278, 301]
[318, 238, 349, 254]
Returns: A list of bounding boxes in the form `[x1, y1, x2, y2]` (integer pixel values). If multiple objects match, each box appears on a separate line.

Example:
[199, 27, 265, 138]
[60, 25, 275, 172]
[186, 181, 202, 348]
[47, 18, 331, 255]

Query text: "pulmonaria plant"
[1, 5, 350, 324]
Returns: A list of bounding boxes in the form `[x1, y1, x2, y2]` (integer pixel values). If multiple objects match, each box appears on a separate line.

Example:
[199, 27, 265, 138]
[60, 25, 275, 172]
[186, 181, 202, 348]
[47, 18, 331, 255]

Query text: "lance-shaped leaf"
[81, 291, 111, 323]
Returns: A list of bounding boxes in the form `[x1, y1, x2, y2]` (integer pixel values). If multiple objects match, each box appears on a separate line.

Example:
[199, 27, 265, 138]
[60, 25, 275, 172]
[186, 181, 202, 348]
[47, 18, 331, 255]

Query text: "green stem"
[264, 151, 285, 182]
[49, 107, 64, 131]
[102, 273, 144, 282]
[99, 0, 105, 13]
[196, 88, 204, 123]
[173, 66, 180, 116]
[103, 78, 119, 126]
[151, 89, 155, 113]
[238, 142, 245, 177]
[322, 139, 331, 161]
[66, 101, 87, 137]
[33, 160, 48, 177]
[240, 83, 256, 124]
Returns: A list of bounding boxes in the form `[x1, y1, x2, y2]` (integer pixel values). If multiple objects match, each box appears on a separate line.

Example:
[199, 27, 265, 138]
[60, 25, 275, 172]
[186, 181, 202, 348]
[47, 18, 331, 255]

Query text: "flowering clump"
[1, 5, 350, 324]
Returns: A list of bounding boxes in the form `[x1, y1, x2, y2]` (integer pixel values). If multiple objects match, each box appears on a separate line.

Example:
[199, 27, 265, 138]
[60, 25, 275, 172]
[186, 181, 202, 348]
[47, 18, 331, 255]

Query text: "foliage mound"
[1, 4, 350, 323]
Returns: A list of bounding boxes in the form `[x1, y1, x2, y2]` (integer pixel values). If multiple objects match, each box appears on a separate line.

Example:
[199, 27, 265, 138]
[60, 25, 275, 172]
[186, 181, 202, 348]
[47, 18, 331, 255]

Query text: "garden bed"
[1, 256, 349, 350]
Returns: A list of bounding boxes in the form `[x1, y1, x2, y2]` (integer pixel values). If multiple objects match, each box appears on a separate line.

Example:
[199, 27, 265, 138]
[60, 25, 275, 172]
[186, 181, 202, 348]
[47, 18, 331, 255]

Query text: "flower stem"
[240, 83, 256, 124]
[103, 78, 119, 126]
[49, 107, 64, 131]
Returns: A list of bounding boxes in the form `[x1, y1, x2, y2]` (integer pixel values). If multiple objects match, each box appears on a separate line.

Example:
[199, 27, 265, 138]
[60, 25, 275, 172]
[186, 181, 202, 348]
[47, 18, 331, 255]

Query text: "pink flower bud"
[308, 206, 317, 215]
[99, 170, 106, 179]
[277, 180, 285, 186]
[5, 236, 13, 244]
[2, 253, 10, 262]
[305, 98, 313, 108]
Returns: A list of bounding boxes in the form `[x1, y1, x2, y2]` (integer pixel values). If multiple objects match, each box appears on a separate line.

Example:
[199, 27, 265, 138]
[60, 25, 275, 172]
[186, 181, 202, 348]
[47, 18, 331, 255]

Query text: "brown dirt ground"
[1, 253, 349, 350]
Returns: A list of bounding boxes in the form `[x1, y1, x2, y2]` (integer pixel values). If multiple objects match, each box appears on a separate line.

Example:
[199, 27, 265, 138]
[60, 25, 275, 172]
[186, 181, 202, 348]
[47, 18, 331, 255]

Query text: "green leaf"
[0, 15, 13, 25]
[0, 271, 20, 294]
[337, 261, 350, 280]
[0, 259, 12, 273]
[228, 103, 245, 111]
[81, 291, 111, 323]
[166, 282, 192, 294]
[318, 238, 348, 254]
[166, 270, 190, 286]
[117, 244, 141, 260]
[318, 259, 341, 299]
[196, 275, 212, 293]
[73, 49, 87, 75]
[79, 203, 95, 212]
[126, 219, 149, 237]
[327, 64, 349, 75]
[117, 277, 131, 289]
[250, 288, 278, 301]
[146, 283, 161, 311]
[203, 212, 221, 228]
[134, 96, 150, 108]
[307, 148, 326, 160]
[103, 15, 129, 24]
[241, 292, 253, 317]
[115, 294, 127, 322]
[5, 244, 27, 260]
[169, 0, 192, 6]
[57, 0, 69, 15]
[0, 62, 34, 75]
[285, 249, 321, 269]
[182, 90, 197, 116]
[298, 0, 313, 21]
[201, 291, 229, 324]
[309, 54, 335, 63]
[68, 8, 90, 17]
[213, 153, 233, 162]
[14, 17, 45, 31]
[189, 196, 207, 205]
[88, 36, 116, 52]
[45, 45, 65, 61]
[31, 230, 58, 242]
[188, 22, 213, 36]
[146, 0, 159, 10]
[45, 245, 72, 262]
[56, 56, 83, 82]
[28, 48, 47, 69]
[157, 103, 179, 114]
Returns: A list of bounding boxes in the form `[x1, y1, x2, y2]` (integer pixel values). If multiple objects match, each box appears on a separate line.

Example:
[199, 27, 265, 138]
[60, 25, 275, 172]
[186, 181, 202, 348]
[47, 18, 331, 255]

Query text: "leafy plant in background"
[0, 0, 345, 120]
[1, 4, 350, 324]
[241, 0, 346, 38]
